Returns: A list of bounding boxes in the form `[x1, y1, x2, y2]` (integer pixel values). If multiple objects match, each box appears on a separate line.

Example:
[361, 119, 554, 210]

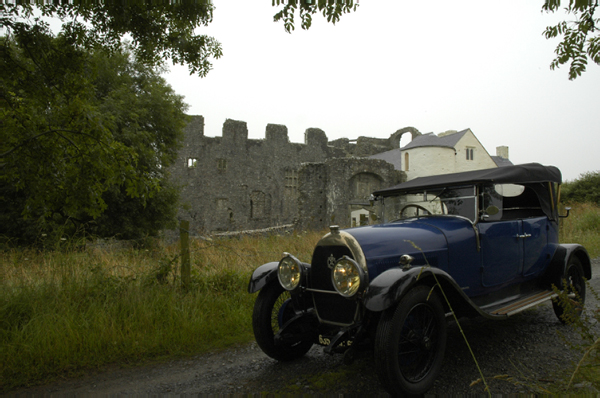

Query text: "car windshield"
[379, 185, 477, 223]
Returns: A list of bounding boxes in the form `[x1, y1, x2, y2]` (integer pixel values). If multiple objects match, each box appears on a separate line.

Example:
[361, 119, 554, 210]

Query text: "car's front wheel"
[553, 256, 586, 323]
[375, 285, 447, 396]
[252, 282, 314, 361]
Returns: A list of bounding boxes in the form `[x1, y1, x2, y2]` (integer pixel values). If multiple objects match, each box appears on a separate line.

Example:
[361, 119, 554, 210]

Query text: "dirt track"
[10, 258, 600, 396]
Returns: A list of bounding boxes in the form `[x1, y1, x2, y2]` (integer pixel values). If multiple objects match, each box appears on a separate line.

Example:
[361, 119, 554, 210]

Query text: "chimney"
[496, 146, 509, 159]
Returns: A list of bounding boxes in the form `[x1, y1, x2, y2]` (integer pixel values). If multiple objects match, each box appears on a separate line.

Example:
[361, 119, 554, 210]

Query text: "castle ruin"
[170, 116, 413, 234]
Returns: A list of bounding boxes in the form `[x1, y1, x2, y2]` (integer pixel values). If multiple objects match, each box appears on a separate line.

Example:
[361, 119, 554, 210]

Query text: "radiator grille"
[310, 245, 359, 325]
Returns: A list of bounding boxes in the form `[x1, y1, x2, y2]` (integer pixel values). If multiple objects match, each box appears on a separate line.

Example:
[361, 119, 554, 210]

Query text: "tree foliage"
[1, 24, 188, 244]
[0, 2, 222, 77]
[272, 0, 359, 32]
[561, 171, 600, 204]
[543, 0, 600, 79]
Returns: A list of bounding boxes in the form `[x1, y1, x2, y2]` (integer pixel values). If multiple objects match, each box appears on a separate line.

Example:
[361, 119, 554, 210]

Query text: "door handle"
[515, 233, 532, 239]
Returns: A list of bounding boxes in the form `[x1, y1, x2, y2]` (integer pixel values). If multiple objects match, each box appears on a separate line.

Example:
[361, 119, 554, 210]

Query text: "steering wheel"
[400, 204, 432, 217]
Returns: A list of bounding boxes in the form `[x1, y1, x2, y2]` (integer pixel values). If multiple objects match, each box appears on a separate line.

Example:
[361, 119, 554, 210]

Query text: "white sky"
[164, 0, 599, 182]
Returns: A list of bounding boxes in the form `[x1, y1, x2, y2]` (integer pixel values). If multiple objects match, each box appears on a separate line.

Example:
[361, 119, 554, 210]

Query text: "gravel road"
[11, 258, 600, 396]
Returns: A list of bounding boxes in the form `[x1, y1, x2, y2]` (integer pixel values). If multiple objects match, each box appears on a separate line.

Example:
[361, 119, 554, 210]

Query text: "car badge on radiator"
[327, 254, 336, 269]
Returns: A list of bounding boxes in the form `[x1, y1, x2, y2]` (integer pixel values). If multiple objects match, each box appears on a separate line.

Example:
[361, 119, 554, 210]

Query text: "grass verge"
[0, 230, 324, 392]
[560, 202, 600, 258]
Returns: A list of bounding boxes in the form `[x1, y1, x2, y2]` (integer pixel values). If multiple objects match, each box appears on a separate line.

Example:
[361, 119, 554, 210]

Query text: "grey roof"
[368, 129, 472, 170]
[491, 156, 513, 167]
[369, 148, 402, 170]
[401, 129, 469, 150]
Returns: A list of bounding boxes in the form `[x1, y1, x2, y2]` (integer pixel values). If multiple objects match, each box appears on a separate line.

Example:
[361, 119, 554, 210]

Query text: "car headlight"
[277, 253, 303, 291]
[331, 256, 365, 298]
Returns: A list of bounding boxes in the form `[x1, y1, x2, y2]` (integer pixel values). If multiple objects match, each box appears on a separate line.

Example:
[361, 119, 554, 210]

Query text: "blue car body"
[248, 163, 591, 395]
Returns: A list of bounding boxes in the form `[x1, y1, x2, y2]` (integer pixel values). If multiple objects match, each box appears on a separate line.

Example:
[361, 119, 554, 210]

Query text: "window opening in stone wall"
[404, 153, 409, 171]
[187, 158, 198, 168]
[351, 173, 383, 202]
[250, 191, 267, 219]
[216, 198, 228, 212]
[285, 170, 298, 196]
[217, 158, 227, 171]
[216, 198, 233, 224]
[466, 147, 475, 161]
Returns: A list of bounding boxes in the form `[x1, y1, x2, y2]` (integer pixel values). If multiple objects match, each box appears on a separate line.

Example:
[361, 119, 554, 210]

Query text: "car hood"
[343, 216, 476, 278]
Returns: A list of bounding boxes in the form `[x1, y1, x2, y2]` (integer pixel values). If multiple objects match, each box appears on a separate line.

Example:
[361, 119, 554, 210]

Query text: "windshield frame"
[377, 184, 479, 223]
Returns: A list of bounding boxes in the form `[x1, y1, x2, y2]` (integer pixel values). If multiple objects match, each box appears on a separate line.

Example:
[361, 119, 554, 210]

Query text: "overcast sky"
[163, 0, 599, 182]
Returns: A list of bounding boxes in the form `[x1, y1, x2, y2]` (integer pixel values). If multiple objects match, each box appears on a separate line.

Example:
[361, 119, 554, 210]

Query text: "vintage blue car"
[247, 163, 591, 395]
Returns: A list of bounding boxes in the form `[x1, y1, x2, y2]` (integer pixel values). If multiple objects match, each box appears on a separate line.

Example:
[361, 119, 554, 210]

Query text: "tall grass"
[0, 230, 325, 392]
[559, 202, 600, 258]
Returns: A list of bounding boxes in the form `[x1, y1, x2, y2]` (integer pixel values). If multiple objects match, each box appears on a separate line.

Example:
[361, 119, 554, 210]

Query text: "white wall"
[453, 130, 497, 172]
[404, 146, 455, 180]
[402, 130, 498, 180]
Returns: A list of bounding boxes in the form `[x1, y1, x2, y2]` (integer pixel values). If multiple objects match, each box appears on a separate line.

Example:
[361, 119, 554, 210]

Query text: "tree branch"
[1, 128, 107, 158]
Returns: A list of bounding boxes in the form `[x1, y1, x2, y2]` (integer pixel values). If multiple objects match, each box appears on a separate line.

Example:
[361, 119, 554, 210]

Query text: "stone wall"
[297, 158, 404, 230]
[170, 115, 406, 233]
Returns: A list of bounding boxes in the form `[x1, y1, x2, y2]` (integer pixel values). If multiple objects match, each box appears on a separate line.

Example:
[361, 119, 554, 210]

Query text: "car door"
[522, 216, 551, 277]
[478, 220, 523, 287]
[477, 183, 528, 287]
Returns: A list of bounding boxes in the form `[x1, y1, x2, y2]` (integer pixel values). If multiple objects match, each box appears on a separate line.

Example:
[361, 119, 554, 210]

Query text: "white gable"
[402, 129, 500, 180]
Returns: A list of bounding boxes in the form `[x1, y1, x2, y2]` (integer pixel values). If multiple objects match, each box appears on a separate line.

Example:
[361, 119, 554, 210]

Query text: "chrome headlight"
[277, 253, 303, 291]
[331, 256, 365, 298]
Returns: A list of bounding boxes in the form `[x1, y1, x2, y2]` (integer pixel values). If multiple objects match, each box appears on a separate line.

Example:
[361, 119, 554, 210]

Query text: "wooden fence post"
[180, 220, 191, 289]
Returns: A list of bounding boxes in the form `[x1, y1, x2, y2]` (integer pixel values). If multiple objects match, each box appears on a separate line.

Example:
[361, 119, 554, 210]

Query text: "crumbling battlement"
[171, 116, 410, 233]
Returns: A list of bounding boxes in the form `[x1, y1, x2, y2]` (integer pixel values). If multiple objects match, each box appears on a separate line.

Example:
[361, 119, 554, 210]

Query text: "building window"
[217, 158, 227, 171]
[350, 172, 382, 201]
[216, 198, 228, 212]
[187, 158, 198, 168]
[285, 170, 298, 196]
[466, 147, 475, 161]
[250, 191, 269, 219]
[404, 153, 409, 171]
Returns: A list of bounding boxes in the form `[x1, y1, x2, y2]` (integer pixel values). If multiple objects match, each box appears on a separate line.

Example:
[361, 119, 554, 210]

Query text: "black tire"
[553, 256, 586, 323]
[252, 282, 313, 361]
[375, 285, 447, 396]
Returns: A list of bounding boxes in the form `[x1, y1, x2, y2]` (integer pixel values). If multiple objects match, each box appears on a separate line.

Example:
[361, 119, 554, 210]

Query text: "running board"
[486, 290, 557, 317]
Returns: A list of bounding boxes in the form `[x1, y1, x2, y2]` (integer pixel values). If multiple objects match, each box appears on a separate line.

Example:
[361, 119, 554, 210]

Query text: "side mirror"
[480, 205, 500, 221]
[485, 205, 500, 216]
[559, 207, 571, 218]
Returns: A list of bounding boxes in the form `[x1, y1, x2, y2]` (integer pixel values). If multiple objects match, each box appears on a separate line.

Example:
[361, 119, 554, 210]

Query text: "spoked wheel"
[553, 257, 586, 323]
[252, 282, 314, 361]
[375, 285, 447, 396]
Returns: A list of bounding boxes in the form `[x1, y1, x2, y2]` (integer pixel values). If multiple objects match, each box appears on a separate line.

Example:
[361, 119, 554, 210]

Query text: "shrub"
[561, 171, 600, 205]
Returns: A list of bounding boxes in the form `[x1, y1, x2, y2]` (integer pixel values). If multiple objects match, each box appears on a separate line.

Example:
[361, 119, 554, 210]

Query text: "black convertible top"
[374, 163, 561, 196]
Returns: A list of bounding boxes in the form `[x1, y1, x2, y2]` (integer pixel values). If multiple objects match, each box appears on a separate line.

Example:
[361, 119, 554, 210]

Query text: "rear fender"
[545, 244, 592, 287]
[247, 262, 279, 293]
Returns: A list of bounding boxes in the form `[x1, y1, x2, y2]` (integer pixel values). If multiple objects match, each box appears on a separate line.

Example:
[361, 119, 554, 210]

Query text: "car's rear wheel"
[553, 256, 586, 323]
[252, 282, 314, 361]
[375, 285, 447, 396]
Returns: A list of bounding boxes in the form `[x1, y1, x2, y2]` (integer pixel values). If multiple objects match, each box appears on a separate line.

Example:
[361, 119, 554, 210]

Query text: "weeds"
[0, 230, 325, 392]
[553, 281, 600, 391]
[560, 202, 600, 258]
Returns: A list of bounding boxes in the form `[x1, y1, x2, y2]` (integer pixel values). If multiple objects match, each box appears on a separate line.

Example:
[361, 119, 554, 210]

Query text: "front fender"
[247, 262, 279, 293]
[363, 266, 480, 318]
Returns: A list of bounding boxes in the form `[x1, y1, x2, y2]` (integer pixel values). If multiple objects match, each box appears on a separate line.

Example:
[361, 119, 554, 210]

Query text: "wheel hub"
[421, 335, 432, 351]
